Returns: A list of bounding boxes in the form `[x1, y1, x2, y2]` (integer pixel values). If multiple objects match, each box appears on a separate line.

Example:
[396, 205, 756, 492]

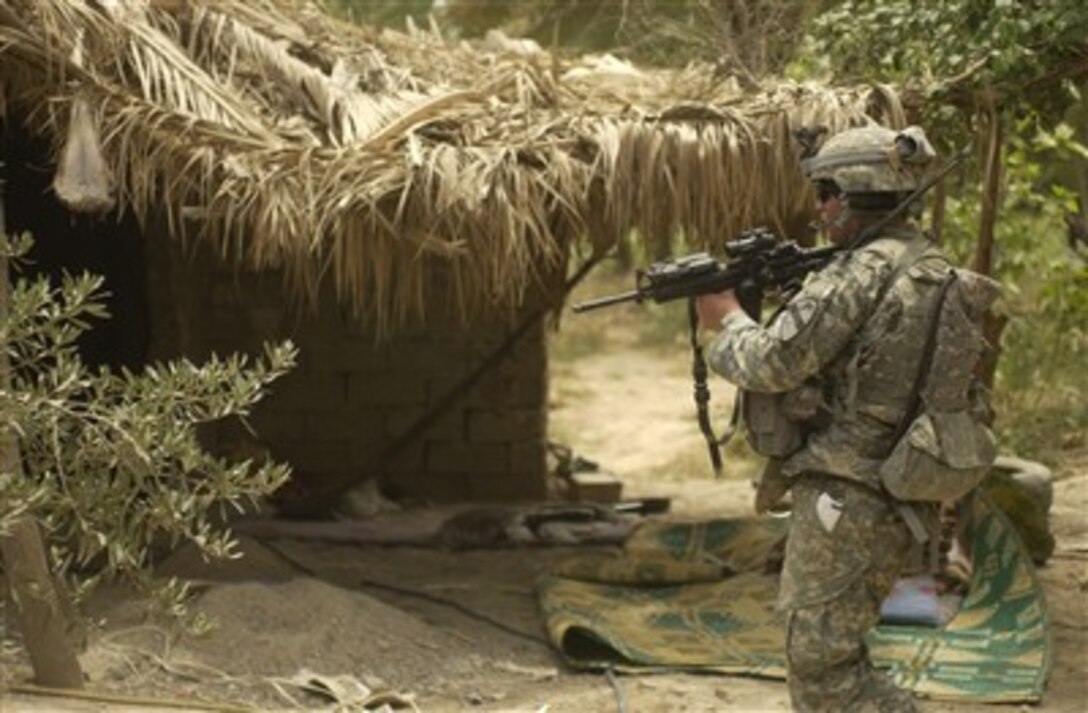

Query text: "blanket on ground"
[537, 494, 1050, 702]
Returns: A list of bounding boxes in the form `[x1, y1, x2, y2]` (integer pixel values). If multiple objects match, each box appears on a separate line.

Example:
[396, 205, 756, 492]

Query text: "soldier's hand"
[695, 290, 742, 330]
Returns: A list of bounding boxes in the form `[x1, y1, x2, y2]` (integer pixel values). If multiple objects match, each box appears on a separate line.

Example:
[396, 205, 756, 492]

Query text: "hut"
[0, 0, 908, 513]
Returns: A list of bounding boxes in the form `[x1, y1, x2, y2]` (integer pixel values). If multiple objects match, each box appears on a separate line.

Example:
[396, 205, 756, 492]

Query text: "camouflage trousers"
[780, 474, 919, 713]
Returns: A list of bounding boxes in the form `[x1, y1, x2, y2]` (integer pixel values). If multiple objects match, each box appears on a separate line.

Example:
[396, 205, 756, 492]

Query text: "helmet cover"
[802, 125, 936, 194]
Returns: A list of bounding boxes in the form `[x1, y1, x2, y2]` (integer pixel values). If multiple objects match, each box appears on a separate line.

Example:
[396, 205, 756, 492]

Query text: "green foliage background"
[327, 0, 823, 73]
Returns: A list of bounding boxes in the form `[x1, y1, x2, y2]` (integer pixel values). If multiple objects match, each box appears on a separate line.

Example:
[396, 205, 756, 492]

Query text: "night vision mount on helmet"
[802, 125, 937, 195]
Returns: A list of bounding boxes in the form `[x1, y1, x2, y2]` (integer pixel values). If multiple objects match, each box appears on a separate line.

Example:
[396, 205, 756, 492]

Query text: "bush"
[0, 233, 296, 607]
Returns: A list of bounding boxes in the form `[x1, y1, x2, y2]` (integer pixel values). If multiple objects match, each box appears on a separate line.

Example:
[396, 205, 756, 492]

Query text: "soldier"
[695, 124, 949, 712]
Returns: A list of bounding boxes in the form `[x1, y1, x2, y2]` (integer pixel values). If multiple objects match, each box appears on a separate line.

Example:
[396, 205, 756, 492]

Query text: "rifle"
[572, 229, 837, 477]
[572, 228, 837, 318]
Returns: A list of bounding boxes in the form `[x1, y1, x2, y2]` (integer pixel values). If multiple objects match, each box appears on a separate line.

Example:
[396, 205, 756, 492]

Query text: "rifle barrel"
[571, 289, 642, 313]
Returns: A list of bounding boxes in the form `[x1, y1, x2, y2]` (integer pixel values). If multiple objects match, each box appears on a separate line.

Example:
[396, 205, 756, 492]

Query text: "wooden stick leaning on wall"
[279, 252, 605, 519]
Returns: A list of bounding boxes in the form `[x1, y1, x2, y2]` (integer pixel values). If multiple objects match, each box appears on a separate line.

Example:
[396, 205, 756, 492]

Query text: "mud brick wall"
[144, 237, 552, 504]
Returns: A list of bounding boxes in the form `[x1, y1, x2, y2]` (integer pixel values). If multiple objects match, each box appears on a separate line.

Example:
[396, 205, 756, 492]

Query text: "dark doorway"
[2, 121, 149, 371]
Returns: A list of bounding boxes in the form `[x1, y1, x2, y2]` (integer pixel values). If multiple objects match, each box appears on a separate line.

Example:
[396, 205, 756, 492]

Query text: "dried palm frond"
[0, 0, 911, 335]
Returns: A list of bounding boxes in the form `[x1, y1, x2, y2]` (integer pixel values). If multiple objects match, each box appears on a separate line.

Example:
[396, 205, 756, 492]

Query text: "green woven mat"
[538, 494, 1050, 702]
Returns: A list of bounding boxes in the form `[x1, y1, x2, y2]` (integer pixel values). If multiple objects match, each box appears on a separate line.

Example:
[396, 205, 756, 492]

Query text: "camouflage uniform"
[708, 227, 951, 712]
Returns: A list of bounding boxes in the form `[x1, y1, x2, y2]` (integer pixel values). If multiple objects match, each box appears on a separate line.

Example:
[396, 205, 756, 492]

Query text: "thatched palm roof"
[0, 0, 907, 331]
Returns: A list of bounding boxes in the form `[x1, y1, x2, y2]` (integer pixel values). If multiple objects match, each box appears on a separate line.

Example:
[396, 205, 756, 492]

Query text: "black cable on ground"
[256, 537, 551, 648]
[353, 575, 551, 647]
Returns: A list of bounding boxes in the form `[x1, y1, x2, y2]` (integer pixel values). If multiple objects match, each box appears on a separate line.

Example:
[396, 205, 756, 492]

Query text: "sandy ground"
[2, 284, 1087, 713]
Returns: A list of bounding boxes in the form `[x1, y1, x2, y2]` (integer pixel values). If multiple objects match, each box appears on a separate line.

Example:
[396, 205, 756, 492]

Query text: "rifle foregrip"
[737, 287, 763, 320]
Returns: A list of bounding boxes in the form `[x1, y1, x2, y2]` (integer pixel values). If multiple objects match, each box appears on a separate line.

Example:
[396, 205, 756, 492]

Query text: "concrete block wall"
[144, 236, 552, 504]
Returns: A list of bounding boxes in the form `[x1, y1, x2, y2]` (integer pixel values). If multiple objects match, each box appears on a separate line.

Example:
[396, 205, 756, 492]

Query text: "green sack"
[879, 410, 996, 502]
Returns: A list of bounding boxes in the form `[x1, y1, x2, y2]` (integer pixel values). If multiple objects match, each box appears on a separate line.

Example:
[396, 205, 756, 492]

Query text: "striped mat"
[538, 494, 1050, 702]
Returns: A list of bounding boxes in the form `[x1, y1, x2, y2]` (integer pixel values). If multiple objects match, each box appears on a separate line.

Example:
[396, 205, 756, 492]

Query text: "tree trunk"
[971, 93, 1007, 391]
[1069, 80, 1088, 251]
[0, 521, 85, 687]
[972, 91, 1002, 277]
[0, 169, 85, 687]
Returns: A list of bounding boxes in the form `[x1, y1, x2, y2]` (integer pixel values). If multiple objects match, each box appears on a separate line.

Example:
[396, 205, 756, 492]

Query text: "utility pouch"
[742, 390, 803, 458]
[879, 410, 996, 502]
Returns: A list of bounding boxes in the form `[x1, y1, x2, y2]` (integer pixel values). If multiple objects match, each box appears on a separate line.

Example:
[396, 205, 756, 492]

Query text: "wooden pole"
[1070, 81, 1088, 250]
[972, 91, 1002, 276]
[0, 158, 85, 687]
[929, 172, 948, 245]
[971, 92, 1008, 391]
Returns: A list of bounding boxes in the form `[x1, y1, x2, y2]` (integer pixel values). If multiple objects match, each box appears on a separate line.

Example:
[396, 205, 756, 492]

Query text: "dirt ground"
[2, 276, 1087, 713]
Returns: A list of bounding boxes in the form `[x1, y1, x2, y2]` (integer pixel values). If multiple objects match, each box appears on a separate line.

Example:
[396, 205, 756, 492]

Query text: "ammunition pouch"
[879, 410, 996, 503]
[741, 390, 803, 458]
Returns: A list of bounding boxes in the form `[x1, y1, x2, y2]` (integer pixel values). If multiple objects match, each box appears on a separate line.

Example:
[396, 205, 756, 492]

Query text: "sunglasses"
[816, 181, 843, 204]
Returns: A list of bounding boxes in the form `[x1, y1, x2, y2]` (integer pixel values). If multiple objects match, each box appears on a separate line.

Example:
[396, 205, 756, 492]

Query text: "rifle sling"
[887, 268, 957, 555]
[689, 298, 724, 476]
[889, 269, 957, 447]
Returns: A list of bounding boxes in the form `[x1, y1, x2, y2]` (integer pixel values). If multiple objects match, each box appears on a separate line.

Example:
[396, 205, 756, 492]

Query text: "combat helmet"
[802, 125, 936, 195]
